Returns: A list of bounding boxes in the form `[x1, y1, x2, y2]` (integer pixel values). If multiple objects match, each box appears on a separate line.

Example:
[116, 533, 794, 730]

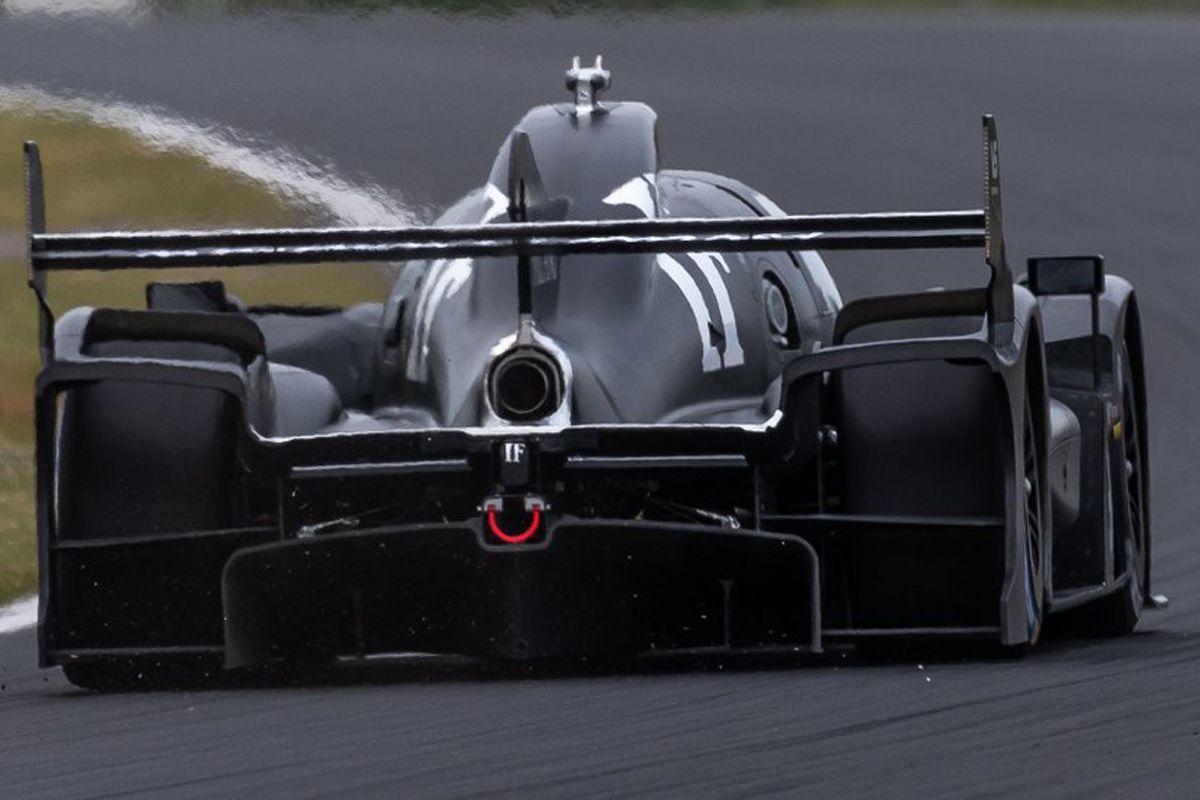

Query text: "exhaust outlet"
[488, 346, 564, 423]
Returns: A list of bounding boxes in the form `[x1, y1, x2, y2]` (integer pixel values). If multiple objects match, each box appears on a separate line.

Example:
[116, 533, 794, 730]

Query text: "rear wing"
[24, 115, 1012, 359]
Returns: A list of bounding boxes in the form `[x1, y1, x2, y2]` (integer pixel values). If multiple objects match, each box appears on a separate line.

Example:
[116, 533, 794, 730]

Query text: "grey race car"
[24, 58, 1159, 690]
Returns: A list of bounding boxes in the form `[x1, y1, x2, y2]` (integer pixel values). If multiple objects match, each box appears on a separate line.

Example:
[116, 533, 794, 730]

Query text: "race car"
[24, 57, 1160, 690]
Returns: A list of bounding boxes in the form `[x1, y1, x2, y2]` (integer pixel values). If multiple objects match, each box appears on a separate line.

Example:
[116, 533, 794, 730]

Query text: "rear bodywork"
[25, 64, 1151, 675]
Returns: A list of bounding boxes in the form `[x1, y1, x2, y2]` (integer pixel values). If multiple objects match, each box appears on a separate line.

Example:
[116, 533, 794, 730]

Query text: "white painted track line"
[0, 83, 420, 227]
[0, 595, 37, 635]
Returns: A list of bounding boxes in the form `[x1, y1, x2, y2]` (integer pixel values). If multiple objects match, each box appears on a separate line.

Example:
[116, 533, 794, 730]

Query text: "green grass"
[0, 443, 35, 605]
[0, 109, 391, 603]
[0, 113, 295, 231]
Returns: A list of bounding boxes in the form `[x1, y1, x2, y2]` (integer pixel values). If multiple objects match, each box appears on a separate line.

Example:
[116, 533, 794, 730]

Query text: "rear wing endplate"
[24, 115, 1012, 358]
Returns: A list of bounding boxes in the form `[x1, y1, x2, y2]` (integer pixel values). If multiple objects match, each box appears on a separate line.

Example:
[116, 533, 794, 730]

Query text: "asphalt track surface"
[1, 9, 1199, 798]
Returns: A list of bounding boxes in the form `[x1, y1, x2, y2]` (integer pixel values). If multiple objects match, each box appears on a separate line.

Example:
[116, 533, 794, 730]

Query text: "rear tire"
[57, 340, 241, 541]
[1015, 378, 1048, 650]
[50, 340, 245, 655]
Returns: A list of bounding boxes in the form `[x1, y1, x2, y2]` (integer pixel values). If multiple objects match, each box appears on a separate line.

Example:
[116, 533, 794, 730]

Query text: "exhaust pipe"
[488, 346, 564, 423]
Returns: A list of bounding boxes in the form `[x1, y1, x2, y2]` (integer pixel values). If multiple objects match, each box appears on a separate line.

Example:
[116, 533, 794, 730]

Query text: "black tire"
[51, 339, 244, 654]
[58, 341, 241, 541]
[1060, 343, 1146, 637]
[859, 378, 1050, 660]
[1016, 381, 1048, 649]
